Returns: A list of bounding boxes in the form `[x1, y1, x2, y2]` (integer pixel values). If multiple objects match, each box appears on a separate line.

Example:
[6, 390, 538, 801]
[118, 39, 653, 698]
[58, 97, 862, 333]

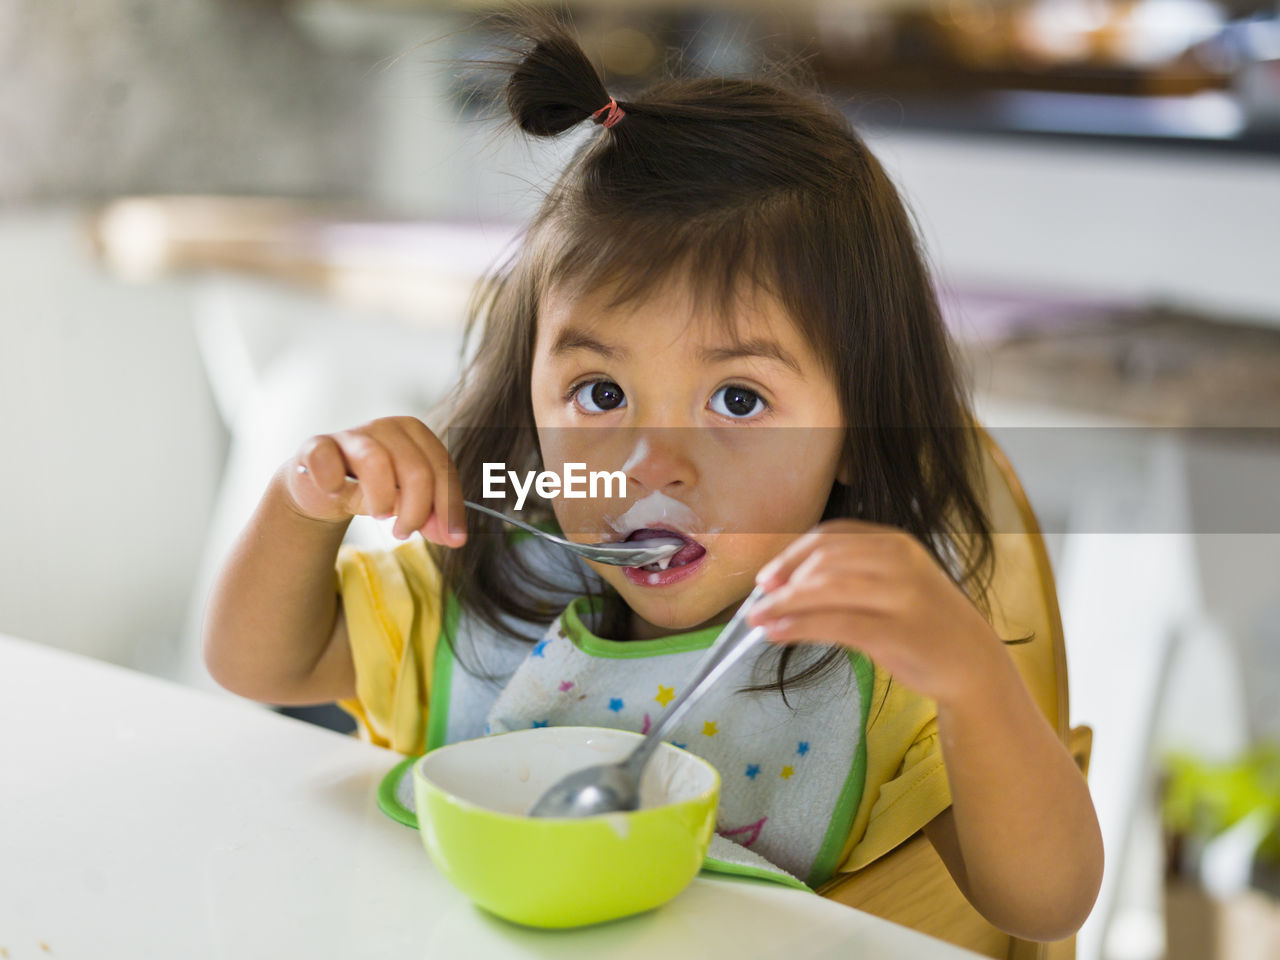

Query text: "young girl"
[204, 15, 1102, 941]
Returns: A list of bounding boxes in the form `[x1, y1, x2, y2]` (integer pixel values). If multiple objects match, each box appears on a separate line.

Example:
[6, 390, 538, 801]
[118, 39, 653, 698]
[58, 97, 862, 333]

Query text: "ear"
[835, 456, 851, 486]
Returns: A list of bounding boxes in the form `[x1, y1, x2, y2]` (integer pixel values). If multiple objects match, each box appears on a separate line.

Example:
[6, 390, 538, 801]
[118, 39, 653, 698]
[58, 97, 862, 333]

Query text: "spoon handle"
[463, 500, 573, 546]
[625, 586, 767, 776]
[315, 477, 578, 550]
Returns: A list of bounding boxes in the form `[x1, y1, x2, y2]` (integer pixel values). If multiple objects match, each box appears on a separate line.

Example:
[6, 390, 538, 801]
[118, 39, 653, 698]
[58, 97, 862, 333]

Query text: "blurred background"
[2, 0, 1278, 957]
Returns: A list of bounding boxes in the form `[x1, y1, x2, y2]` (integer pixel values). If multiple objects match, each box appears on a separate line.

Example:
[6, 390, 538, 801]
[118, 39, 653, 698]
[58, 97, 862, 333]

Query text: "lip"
[620, 527, 708, 588]
[622, 551, 707, 587]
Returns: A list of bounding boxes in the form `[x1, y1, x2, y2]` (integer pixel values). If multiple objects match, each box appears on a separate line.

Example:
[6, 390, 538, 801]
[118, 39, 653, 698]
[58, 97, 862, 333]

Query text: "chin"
[632, 601, 713, 633]
[613, 579, 746, 635]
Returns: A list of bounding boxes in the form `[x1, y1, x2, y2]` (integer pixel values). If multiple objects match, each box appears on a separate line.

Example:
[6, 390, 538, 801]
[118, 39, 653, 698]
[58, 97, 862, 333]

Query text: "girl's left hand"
[748, 519, 1004, 707]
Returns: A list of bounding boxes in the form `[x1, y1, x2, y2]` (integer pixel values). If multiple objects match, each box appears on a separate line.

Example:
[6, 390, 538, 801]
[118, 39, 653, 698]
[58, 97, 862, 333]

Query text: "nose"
[620, 429, 697, 496]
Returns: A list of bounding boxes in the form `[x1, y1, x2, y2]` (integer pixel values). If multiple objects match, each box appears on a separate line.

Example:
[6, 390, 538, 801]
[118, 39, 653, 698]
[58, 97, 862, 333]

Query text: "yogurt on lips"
[606, 492, 710, 588]
[607, 492, 701, 538]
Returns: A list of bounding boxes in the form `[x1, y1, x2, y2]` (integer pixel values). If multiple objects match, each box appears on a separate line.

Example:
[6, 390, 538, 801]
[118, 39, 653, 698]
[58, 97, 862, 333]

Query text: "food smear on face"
[620, 438, 649, 474]
[607, 492, 710, 584]
[607, 492, 700, 537]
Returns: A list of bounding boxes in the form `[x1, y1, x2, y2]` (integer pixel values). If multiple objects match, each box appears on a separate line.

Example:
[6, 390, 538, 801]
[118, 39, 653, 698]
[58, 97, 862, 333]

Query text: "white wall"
[868, 131, 1280, 325]
[0, 209, 224, 667]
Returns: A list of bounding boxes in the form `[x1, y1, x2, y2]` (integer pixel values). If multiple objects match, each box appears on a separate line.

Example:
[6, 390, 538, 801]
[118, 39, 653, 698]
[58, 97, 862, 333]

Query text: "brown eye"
[574, 380, 626, 413]
[710, 385, 765, 419]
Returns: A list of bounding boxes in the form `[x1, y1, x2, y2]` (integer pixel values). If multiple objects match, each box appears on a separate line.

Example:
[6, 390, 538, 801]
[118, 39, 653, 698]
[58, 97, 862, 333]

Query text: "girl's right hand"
[283, 416, 467, 547]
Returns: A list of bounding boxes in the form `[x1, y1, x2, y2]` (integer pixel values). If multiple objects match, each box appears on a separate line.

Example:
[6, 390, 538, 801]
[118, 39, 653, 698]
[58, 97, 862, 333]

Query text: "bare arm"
[923, 647, 1103, 942]
[202, 468, 356, 704]
[202, 416, 465, 706]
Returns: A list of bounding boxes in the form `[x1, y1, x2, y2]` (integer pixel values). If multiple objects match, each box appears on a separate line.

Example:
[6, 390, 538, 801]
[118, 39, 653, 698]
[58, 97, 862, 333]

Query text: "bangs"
[524, 190, 841, 372]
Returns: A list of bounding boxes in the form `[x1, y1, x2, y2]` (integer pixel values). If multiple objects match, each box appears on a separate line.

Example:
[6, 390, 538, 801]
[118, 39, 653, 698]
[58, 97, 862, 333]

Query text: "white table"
[0, 635, 980, 959]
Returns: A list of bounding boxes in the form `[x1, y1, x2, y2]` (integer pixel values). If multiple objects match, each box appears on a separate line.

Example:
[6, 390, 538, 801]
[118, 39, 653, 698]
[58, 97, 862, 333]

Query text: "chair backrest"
[818, 428, 1088, 960]
[980, 428, 1070, 743]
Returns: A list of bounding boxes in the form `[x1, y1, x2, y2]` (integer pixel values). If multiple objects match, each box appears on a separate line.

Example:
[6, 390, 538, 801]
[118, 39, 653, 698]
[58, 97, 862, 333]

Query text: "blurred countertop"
[87, 195, 1280, 429]
[947, 289, 1280, 429]
[87, 195, 519, 330]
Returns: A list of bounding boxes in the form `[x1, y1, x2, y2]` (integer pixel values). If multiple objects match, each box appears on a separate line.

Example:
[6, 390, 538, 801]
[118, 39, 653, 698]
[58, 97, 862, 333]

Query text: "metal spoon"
[311, 470, 685, 568]
[528, 585, 767, 818]
[463, 500, 684, 568]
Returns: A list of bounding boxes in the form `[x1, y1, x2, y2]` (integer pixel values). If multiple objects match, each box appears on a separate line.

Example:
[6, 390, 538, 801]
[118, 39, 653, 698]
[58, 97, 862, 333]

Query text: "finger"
[754, 533, 873, 596]
[750, 571, 896, 625]
[399, 418, 466, 547]
[756, 610, 888, 654]
[752, 550, 828, 616]
[333, 430, 398, 518]
[421, 512, 446, 545]
[376, 421, 438, 540]
[434, 450, 466, 548]
[756, 522, 903, 591]
[297, 435, 353, 496]
[762, 543, 888, 600]
[755, 530, 826, 591]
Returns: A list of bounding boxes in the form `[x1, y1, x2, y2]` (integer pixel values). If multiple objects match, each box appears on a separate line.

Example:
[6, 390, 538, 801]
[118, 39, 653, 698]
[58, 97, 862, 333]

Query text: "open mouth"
[624, 527, 707, 572]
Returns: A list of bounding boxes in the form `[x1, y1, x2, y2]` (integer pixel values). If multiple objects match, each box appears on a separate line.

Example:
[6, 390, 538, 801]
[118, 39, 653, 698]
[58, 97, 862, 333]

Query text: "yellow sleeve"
[838, 667, 951, 872]
[334, 538, 445, 756]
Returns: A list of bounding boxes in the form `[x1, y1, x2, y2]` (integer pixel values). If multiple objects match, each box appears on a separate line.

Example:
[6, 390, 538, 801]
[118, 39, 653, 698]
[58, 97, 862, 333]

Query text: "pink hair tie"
[591, 96, 626, 130]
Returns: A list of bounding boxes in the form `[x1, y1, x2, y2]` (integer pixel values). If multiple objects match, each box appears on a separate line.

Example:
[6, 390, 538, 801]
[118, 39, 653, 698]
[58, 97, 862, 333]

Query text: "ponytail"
[504, 15, 627, 137]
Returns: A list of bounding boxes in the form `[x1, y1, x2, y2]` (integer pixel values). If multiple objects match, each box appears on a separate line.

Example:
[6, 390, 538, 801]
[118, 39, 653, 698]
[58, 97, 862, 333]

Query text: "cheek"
[698, 433, 841, 533]
[549, 497, 611, 537]
[538, 432, 632, 537]
[709, 532, 799, 576]
[713, 487, 827, 535]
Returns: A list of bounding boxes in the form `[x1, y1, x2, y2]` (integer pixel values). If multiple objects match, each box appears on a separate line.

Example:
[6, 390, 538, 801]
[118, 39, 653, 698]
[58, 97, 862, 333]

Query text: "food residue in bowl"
[603, 814, 630, 839]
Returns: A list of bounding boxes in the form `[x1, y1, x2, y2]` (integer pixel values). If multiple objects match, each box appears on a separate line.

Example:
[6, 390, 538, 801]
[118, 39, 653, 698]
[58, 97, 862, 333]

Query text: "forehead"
[535, 273, 813, 363]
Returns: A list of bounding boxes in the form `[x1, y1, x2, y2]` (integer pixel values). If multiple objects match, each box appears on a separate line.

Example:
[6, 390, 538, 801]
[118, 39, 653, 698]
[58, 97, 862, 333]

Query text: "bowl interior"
[417, 726, 718, 817]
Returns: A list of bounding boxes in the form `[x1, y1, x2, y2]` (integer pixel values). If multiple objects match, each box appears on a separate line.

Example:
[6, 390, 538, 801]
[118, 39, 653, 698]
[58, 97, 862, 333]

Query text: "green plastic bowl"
[413, 726, 720, 928]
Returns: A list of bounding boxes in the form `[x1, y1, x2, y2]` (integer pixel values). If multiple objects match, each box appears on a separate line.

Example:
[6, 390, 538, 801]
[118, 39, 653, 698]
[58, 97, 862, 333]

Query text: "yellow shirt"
[335, 539, 950, 874]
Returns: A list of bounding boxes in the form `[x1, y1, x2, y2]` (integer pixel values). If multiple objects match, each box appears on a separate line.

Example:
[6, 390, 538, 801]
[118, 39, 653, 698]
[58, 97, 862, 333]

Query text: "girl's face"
[530, 277, 846, 638]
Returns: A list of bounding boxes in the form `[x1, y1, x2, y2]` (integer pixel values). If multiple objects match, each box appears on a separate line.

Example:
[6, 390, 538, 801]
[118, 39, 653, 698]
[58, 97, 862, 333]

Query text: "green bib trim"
[562, 595, 723, 659]
[805, 650, 874, 887]
[700, 857, 814, 892]
[423, 592, 461, 754]
[377, 754, 419, 828]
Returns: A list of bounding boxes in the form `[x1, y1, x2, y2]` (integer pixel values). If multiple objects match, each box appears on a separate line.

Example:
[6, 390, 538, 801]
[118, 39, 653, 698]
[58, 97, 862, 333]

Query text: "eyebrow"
[551, 326, 802, 375]
[550, 327, 629, 360]
[699, 339, 802, 375]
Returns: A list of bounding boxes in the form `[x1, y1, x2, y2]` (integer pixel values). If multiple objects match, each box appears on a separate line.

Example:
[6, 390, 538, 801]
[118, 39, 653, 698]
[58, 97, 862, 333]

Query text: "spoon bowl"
[465, 500, 685, 567]
[527, 760, 640, 818]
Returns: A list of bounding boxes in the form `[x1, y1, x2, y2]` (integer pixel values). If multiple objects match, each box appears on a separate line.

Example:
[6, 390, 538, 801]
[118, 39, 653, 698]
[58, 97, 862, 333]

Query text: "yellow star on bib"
[780, 765, 794, 780]
[702, 720, 718, 737]
[655, 685, 675, 707]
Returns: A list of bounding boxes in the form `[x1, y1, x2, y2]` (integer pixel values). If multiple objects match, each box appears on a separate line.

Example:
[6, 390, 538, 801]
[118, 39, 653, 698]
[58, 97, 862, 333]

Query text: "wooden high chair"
[817, 428, 1094, 960]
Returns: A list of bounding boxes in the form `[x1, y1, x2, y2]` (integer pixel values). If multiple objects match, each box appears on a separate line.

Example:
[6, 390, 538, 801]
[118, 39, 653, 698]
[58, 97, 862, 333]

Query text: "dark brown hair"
[438, 13, 996, 696]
